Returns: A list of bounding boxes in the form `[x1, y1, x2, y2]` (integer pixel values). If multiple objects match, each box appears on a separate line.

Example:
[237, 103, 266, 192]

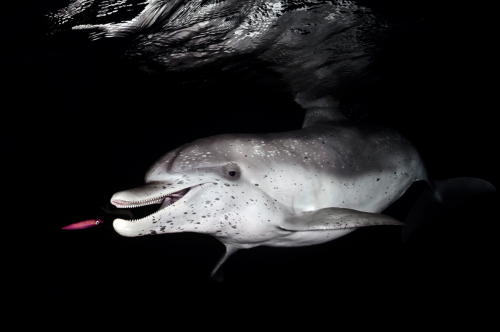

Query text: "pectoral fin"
[210, 244, 238, 282]
[279, 207, 403, 231]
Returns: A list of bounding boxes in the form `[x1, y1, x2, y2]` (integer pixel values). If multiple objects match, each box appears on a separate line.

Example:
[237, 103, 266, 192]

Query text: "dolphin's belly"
[265, 228, 355, 247]
[216, 228, 356, 248]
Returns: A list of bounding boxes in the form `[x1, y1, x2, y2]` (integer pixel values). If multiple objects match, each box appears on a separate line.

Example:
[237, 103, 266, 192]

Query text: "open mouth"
[111, 186, 193, 221]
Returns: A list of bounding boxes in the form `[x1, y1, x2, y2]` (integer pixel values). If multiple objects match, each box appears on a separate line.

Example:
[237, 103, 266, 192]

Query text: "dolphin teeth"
[122, 186, 194, 222]
[115, 193, 178, 208]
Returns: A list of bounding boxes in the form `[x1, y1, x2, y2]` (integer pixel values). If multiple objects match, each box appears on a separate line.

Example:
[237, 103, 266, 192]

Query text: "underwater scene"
[5, 0, 499, 319]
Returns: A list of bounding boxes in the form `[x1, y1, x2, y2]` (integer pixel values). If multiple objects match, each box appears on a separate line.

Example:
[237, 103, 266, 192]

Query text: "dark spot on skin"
[224, 183, 230, 187]
[255, 184, 259, 186]
[150, 230, 157, 235]
[377, 178, 380, 181]
[231, 196, 235, 199]
[167, 220, 173, 223]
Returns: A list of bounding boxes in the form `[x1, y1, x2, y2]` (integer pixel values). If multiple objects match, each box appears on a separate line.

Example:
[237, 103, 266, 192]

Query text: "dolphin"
[110, 96, 495, 278]
[47, 0, 397, 104]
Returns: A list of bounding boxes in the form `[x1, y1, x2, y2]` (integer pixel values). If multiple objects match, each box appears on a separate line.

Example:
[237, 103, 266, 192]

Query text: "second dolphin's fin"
[402, 177, 496, 243]
[279, 207, 403, 231]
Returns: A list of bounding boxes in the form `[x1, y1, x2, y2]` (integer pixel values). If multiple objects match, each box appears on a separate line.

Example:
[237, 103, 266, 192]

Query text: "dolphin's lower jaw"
[111, 185, 200, 236]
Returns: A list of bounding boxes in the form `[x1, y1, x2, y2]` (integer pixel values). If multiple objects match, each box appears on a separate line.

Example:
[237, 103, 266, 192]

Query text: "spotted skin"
[110, 105, 426, 275]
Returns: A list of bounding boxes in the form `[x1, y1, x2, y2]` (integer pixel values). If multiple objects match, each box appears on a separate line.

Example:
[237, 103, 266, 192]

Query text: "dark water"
[4, 0, 499, 319]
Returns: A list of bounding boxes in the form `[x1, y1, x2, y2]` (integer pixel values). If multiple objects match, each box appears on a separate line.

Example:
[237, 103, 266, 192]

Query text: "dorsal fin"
[295, 95, 346, 128]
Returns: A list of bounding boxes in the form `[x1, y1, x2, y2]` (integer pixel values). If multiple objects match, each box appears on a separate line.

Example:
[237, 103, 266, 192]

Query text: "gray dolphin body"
[48, 1, 496, 277]
[112, 98, 485, 277]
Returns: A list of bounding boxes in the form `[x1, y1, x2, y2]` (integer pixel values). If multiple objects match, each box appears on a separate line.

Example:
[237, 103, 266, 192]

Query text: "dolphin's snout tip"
[113, 218, 137, 237]
[110, 198, 129, 208]
[110, 191, 127, 207]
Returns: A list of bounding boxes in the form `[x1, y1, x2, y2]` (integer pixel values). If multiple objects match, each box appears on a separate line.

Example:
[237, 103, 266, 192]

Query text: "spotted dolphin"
[110, 96, 495, 278]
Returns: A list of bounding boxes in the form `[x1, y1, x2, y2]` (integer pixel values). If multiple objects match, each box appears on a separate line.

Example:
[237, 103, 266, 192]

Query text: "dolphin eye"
[224, 164, 241, 180]
[95, 220, 100, 225]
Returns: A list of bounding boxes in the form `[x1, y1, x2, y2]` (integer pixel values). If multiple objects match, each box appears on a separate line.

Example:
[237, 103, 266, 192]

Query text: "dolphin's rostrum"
[110, 97, 495, 278]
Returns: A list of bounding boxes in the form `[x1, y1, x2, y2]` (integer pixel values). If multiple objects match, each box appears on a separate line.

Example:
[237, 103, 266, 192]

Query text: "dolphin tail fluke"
[402, 177, 496, 243]
[210, 244, 238, 282]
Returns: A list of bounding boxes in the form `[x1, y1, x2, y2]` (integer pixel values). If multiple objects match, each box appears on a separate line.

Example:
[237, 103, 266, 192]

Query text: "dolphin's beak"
[111, 183, 166, 208]
[110, 182, 201, 237]
[113, 218, 139, 237]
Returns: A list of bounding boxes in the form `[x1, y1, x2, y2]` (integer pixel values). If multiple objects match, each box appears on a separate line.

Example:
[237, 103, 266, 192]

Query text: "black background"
[4, 0, 499, 319]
